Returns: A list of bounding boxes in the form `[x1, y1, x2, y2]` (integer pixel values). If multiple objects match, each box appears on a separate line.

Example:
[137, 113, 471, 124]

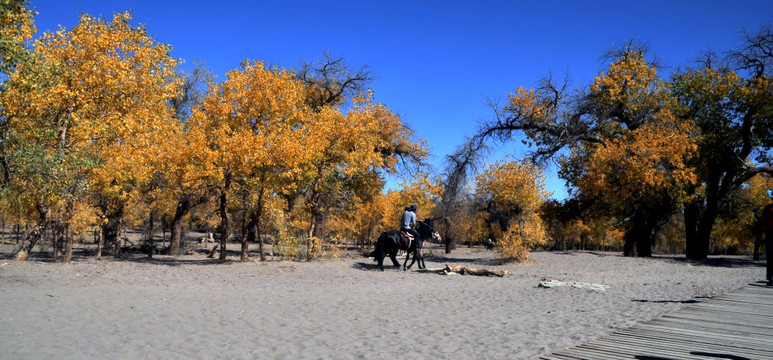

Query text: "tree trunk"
[623, 208, 658, 257]
[445, 237, 456, 254]
[63, 224, 73, 263]
[246, 214, 257, 256]
[101, 203, 124, 259]
[12, 204, 49, 261]
[306, 195, 323, 261]
[95, 226, 103, 260]
[443, 220, 456, 254]
[688, 171, 722, 259]
[169, 210, 185, 256]
[624, 214, 642, 257]
[169, 194, 206, 256]
[247, 188, 266, 261]
[623, 233, 636, 257]
[684, 198, 701, 259]
[53, 222, 63, 261]
[636, 229, 653, 257]
[694, 202, 719, 259]
[240, 208, 249, 262]
[146, 210, 155, 259]
[218, 170, 231, 260]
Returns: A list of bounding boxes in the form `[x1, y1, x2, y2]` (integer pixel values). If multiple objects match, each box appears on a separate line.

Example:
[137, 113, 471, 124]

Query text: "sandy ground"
[0, 244, 766, 359]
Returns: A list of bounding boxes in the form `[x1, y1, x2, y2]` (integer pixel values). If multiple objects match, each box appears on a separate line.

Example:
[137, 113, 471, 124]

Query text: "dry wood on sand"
[414, 264, 507, 277]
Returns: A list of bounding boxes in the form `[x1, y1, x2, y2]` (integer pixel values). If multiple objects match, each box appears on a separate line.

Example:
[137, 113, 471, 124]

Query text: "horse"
[370, 219, 441, 271]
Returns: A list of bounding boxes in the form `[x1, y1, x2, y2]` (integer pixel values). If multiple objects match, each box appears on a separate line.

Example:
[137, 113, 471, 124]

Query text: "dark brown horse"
[370, 219, 441, 271]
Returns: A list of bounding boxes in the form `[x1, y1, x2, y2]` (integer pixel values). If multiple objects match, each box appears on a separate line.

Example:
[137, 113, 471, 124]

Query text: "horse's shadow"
[422, 252, 507, 266]
[354, 261, 400, 271]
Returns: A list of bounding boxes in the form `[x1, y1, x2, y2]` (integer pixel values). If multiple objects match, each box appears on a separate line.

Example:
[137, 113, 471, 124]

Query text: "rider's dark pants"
[402, 227, 420, 246]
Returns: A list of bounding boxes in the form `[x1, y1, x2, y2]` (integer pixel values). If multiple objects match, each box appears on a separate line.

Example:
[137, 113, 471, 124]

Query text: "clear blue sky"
[28, 0, 773, 199]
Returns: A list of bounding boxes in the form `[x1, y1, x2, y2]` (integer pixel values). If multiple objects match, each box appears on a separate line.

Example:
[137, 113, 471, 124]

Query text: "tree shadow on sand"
[631, 298, 701, 304]
[665, 256, 764, 269]
[0, 247, 256, 266]
[422, 252, 507, 267]
[116, 254, 231, 266]
[690, 351, 750, 360]
[636, 354, 749, 360]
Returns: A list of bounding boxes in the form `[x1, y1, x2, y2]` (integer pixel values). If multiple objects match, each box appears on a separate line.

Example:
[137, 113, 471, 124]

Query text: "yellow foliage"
[474, 160, 549, 260]
[0, 0, 36, 44]
[497, 214, 547, 261]
[275, 235, 303, 260]
[2, 10, 179, 239]
[385, 175, 443, 226]
[711, 175, 773, 254]
[576, 110, 697, 211]
[475, 160, 550, 218]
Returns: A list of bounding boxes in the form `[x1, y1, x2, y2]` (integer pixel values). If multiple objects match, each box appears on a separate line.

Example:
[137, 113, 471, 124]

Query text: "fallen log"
[538, 279, 609, 291]
[413, 265, 506, 277]
[413, 267, 449, 274]
[445, 265, 506, 277]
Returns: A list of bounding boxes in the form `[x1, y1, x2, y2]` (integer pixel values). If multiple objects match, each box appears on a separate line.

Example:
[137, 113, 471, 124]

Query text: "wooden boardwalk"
[541, 283, 773, 360]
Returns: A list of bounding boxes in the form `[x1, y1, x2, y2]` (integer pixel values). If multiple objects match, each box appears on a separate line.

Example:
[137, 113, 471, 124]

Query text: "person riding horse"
[401, 204, 421, 249]
[370, 206, 440, 271]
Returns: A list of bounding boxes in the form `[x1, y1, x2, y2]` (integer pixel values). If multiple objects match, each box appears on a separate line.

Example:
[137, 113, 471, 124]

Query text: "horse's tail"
[369, 232, 386, 260]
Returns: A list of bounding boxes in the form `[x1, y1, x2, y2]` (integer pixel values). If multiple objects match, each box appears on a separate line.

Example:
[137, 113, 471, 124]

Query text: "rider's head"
[768, 189, 773, 199]
[409, 204, 418, 212]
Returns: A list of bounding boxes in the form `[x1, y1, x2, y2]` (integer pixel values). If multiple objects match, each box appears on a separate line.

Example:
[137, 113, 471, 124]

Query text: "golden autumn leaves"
[188, 60, 427, 260]
[4, 2, 770, 263]
[475, 160, 549, 261]
[492, 37, 773, 258]
[8, 4, 445, 262]
[0, 8, 429, 261]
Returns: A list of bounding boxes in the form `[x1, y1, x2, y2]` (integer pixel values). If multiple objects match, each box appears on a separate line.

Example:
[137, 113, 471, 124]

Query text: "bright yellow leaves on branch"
[13, 11, 181, 204]
[0, 0, 35, 41]
[0, 0, 37, 76]
[187, 60, 311, 259]
[588, 45, 665, 132]
[578, 112, 698, 208]
[475, 160, 549, 261]
[190, 60, 308, 181]
[386, 175, 442, 223]
[1, 9, 180, 261]
[507, 87, 554, 124]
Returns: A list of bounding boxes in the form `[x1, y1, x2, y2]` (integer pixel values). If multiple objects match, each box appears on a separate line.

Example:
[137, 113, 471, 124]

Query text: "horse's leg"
[404, 245, 418, 271]
[418, 248, 425, 269]
[389, 248, 400, 267]
[388, 240, 400, 267]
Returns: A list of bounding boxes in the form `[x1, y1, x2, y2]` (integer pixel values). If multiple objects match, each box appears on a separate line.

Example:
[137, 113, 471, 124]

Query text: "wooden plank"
[579, 340, 706, 360]
[631, 323, 773, 344]
[589, 338, 708, 360]
[694, 302, 773, 315]
[541, 285, 773, 359]
[661, 314, 773, 332]
[651, 315, 773, 332]
[646, 317, 773, 337]
[676, 306, 773, 318]
[604, 331, 773, 357]
[563, 343, 641, 360]
[598, 332, 764, 357]
[611, 327, 761, 349]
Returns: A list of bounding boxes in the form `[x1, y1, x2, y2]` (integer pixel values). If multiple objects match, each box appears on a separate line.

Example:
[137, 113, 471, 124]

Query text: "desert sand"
[0, 245, 765, 359]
